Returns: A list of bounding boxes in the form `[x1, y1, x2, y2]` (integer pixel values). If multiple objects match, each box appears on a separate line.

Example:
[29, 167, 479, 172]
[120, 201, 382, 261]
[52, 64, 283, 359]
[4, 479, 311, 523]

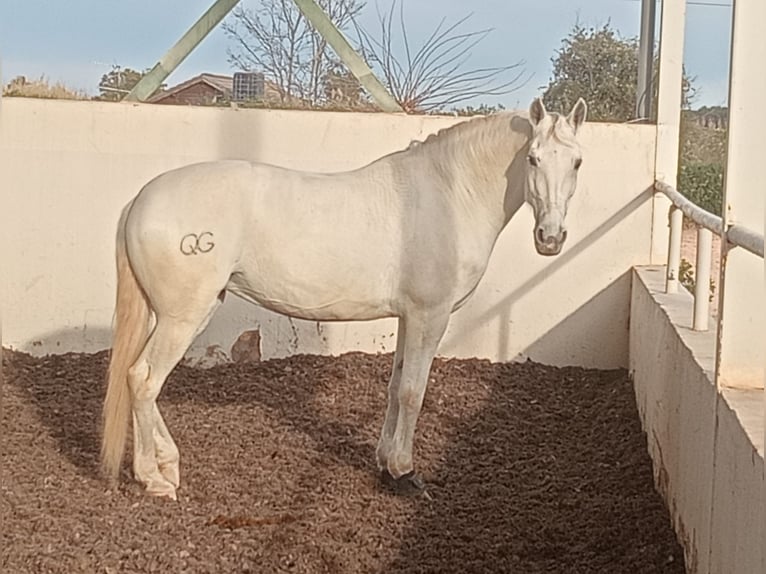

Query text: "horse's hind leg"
[153, 403, 180, 488]
[128, 302, 219, 499]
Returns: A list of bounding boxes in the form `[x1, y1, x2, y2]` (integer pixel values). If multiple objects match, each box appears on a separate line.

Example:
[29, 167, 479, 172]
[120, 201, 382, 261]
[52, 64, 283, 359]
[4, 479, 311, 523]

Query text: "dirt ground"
[2, 349, 685, 574]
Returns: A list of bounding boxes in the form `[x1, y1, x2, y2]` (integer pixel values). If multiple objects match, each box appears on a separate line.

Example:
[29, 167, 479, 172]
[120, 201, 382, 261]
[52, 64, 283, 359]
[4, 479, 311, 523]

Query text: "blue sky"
[0, 0, 732, 109]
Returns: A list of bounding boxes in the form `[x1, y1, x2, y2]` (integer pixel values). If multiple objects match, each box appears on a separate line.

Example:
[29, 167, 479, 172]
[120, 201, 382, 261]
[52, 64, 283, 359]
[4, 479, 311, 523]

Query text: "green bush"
[677, 162, 724, 216]
[679, 258, 716, 301]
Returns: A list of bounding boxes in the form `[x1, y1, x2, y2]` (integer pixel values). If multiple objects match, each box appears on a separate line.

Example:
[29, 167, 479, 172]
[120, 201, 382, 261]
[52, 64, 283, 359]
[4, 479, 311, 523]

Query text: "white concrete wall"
[1, 98, 656, 368]
[630, 266, 763, 574]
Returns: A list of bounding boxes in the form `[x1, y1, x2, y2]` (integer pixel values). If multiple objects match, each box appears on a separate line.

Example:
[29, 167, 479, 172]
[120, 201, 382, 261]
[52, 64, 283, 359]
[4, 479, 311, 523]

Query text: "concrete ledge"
[629, 266, 763, 574]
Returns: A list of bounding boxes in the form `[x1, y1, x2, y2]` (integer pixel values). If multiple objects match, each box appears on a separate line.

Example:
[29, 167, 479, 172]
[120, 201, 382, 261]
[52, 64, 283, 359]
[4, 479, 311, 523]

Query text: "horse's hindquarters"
[123, 165, 249, 316]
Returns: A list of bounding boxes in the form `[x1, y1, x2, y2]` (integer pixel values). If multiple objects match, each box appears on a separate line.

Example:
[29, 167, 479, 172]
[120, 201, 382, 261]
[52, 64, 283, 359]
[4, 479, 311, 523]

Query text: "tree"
[352, 2, 527, 113]
[677, 109, 727, 216]
[322, 63, 369, 107]
[223, 0, 365, 106]
[95, 66, 148, 101]
[541, 23, 695, 122]
[542, 22, 727, 216]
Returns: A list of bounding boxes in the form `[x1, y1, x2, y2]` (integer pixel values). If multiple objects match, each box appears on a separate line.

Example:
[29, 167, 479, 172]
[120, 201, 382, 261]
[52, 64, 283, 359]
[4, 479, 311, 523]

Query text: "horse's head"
[525, 97, 587, 256]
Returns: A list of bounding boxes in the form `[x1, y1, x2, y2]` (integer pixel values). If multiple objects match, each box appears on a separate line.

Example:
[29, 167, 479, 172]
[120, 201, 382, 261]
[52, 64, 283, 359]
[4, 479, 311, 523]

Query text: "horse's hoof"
[380, 470, 430, 498]
[145, 480, 178, 501]
[159, 462, 180, 489]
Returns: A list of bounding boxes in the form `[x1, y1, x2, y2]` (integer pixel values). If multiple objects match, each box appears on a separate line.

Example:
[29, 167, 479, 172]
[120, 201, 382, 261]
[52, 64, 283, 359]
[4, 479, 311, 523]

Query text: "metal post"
[693, 227, 712, 331]
[636, 0, 657, 119]
[292, 0, 403, 113]
[125, 0, 240, 102]
[666, 207, 683, 293]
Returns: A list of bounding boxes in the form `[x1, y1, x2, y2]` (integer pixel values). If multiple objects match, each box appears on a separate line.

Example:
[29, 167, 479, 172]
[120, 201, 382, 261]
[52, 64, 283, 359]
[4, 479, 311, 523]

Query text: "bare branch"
[223, 0, 366, 107]
[350, 0, 527, 113]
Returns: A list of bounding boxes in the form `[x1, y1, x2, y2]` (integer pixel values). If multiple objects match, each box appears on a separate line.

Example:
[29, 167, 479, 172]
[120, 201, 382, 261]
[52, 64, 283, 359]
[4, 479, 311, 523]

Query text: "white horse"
[101, 98, 587, 500]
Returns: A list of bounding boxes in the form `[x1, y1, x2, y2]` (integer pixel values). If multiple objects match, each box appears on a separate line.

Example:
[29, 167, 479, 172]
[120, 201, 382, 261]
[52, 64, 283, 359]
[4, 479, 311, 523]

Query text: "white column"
[715, 0, 765, 391]
[693, 227, 712, 331]
[666, 207, 683, 293]
[651, 0, 687, 264]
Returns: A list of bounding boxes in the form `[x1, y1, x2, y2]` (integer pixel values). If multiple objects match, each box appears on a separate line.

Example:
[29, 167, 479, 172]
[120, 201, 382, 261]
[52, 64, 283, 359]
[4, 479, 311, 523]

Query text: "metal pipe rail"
[654, 181, 723, 234]
[654, 180, 765, 332]
[727, 225, 764, 258]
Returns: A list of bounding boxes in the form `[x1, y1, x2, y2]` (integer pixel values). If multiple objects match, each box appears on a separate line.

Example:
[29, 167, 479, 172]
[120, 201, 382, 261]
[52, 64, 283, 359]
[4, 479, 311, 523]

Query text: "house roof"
[146, 72, 310, 106]
[147, 73, 233, 103]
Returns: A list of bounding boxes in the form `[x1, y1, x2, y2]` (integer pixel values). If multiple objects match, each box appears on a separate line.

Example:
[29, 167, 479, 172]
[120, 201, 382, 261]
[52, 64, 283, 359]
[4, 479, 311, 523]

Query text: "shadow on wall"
[18, 326, 112, 356]
[522, 271, 632, 366]
[440, 185, 652, 366]
[215, 105, 264, 162]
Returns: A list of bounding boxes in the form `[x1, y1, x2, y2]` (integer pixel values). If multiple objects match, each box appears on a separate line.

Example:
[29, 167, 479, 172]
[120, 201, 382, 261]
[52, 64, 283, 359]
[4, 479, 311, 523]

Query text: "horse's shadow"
[3, 344, 107, 478]
[161, 351, 389, 476]
[382, 361, 687, 574]
[5, 332, 385, 481]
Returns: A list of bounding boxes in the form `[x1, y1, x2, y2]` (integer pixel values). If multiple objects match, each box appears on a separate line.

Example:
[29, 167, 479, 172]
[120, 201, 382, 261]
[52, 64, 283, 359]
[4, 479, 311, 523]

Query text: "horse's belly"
[226, 268, 395, 322]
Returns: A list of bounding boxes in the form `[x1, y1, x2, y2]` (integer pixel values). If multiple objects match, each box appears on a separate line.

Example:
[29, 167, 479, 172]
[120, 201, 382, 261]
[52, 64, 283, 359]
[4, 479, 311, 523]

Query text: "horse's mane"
[400, 113, 507, 176]
[406, 110, 576, 158]
[415, 112, 519, 149]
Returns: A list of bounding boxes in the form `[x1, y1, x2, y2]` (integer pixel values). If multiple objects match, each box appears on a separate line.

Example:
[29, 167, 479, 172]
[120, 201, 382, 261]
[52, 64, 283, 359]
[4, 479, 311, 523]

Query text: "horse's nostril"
[561, 229, 568, 242]
[536, 227, 545, 243]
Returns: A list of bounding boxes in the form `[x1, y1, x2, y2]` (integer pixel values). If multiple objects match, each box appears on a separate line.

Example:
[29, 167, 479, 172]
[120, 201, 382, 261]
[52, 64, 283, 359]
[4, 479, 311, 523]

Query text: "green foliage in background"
[680, 110, 728, 164]
[95, 66, 147, 101]
[542, 22, 726, 216]
[541, 23, 694, 122]
[542, 24, 640, 121]
[678, 110, 727, 215]
[677, 163, 724, 216]
[679, 258, 716, 300]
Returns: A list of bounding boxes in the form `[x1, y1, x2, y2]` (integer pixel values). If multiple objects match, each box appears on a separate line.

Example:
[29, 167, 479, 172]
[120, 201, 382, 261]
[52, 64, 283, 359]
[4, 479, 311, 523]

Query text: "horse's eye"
[527, 155, 539, 167]
[574, 158, 583, 170]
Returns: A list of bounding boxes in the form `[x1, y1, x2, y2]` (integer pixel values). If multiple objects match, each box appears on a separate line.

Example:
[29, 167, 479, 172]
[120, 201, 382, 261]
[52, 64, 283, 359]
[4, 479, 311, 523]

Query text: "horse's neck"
[435, 114, 529, 232]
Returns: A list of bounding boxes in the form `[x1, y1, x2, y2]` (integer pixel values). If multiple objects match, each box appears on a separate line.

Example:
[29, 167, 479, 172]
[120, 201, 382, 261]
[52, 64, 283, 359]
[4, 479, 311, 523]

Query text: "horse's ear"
[567, 98, 588, 133]
[529, 98, 546, 126]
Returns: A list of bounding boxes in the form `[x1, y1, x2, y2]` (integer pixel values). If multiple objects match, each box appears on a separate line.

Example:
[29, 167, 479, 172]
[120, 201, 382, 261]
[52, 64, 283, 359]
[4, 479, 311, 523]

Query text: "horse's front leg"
[376, 318, 406, 470]
[380, 308, 450, 495]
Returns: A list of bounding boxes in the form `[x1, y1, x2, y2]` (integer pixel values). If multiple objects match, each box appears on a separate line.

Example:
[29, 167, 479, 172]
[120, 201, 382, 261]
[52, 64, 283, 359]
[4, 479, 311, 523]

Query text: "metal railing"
[654, 180, 765, 332]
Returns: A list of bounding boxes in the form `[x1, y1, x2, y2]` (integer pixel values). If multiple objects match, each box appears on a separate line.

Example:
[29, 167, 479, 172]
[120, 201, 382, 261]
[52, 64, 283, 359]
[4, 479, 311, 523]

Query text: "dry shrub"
[3, 75, 89, 100]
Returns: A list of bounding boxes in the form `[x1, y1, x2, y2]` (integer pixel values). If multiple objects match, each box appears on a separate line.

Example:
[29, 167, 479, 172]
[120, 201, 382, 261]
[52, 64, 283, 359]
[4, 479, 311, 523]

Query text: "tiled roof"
[148, 73, 233, 102]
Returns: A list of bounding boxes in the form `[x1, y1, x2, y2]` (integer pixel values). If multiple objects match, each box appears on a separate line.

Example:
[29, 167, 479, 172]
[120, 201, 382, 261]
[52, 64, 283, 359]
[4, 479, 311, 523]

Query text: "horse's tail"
[101, 201, 151, 482]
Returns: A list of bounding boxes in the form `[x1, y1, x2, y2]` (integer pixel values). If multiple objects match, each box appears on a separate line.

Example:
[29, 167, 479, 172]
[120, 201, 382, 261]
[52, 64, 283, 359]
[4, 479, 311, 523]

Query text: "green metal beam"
[292, 0, 403, 113]
[125, 0, 240, 102]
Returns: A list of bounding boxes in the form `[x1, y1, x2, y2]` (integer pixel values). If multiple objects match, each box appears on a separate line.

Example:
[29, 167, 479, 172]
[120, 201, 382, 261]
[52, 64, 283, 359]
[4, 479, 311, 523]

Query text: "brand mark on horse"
[180, 232, 215, 255]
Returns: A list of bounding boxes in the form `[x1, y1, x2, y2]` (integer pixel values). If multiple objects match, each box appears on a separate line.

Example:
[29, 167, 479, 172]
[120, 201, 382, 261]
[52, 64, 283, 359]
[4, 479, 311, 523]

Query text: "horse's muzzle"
[534, 227, 567, 256]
